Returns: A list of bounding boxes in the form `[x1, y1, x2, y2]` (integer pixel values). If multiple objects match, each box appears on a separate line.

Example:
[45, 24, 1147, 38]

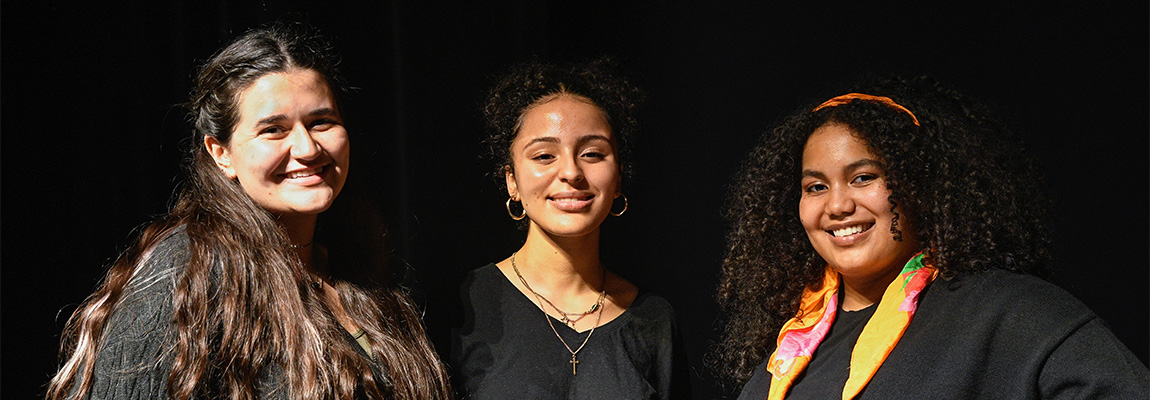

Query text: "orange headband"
[813, 93, 920, 127]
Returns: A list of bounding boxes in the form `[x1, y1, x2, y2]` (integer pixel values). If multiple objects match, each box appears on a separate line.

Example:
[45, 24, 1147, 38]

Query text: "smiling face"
[799, 123, 919, 284]
[205, 68, 349, 219]
[505, 95, 621, 238]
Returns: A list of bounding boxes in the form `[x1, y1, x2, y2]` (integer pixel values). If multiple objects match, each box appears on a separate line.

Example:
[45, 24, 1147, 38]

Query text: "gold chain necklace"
[511, 252, 606, 375]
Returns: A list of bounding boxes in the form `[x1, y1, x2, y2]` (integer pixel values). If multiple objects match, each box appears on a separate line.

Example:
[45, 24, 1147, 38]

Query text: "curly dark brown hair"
[482, 57, 642, 191]
[714, 76, 1053, 383]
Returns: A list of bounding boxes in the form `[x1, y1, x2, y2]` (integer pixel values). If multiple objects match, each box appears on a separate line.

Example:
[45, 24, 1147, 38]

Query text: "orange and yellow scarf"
[765, 253, 937, 400]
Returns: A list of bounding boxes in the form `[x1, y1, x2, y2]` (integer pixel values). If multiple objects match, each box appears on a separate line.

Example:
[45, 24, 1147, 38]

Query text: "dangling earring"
[506, 197, 527, 220]
[610, 194, 629, 217]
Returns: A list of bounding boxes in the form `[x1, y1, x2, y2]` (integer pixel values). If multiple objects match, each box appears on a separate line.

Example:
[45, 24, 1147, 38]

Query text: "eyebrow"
[523, 137, 560, 147]
[523, 134, 612, 148]
[257, 114, 288, 126]
[309, 107, 339, 118]
[577, 134, 612, 146]
[255, 108, 339, 126]
[801, 158, 883, 179]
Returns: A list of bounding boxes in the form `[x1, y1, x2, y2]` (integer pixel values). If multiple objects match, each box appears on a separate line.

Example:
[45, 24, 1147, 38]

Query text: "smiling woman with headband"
[450, 58, 690, 399]
[716, 76, 1148, 399]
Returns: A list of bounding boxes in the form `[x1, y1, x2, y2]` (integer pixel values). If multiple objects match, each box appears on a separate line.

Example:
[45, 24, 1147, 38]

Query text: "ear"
[204, 135, 237, 179]
[504, 165, 519, 200]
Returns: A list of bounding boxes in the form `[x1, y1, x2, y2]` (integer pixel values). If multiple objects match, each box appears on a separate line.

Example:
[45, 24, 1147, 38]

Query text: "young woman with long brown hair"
[46, 23, 451, 399]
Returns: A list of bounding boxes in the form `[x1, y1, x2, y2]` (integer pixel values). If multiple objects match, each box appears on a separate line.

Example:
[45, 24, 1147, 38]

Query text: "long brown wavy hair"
[715, 76, 1052, 383]
[47, 23, 451, 399]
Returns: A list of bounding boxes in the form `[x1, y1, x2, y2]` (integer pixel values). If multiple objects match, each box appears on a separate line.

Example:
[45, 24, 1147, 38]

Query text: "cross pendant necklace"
[511, 253, 605, 377]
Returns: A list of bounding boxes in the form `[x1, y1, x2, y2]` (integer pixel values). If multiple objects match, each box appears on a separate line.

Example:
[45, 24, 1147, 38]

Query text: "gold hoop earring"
[506, 197, 527, 220]
[610, 194, 629, 217]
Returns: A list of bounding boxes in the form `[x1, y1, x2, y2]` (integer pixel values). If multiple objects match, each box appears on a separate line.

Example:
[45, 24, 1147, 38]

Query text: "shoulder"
[616, 290, 678, 339]
[912, 268, 1099, 360]
[460, 263, 502, 292]
[136, 226, 191, 281]
[458, 263, 508, 308]
[87, 227, 190, 396]
[106, 226, 190, 340]
[928, 268, 1093, 323]
[629, 290, 677, 320]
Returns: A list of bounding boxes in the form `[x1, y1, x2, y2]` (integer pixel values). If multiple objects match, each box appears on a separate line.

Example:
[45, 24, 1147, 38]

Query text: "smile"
[284, 166, 325, 179]
[548, 193, 595, 211]
[828, 223, 873, 237]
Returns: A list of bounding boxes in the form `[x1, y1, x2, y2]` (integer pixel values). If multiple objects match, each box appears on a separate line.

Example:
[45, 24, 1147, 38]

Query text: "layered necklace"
[511, 252, 606, 375]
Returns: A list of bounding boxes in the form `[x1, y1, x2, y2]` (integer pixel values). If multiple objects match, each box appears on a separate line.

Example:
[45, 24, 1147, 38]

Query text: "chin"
[534, 219, 602, 238]
[284, 200, 336, 215]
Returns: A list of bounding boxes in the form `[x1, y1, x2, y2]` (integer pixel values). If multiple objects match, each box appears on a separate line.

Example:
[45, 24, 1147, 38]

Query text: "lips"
[281, 165, 326, 184]
[825, 223, 874, 245]
[548, 192, 595, 211]
[829, 223, 873, 237]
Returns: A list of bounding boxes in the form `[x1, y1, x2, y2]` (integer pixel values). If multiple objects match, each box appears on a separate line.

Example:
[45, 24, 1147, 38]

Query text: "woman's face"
[206, 68, 349, 218]
[799, 123, 919, 282]
[505, 95, 621, 238]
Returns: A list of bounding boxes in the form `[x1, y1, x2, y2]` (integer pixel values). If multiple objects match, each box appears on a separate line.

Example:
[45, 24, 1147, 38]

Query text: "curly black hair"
[714, 76, 1053, 383]
[482, 57, 642, 191]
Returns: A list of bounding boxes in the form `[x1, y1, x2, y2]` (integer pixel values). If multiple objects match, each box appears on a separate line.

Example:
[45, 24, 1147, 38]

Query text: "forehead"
[801, 123, 878, 166]
[236, 69, 334, 114]
[516, 95, 612, 140]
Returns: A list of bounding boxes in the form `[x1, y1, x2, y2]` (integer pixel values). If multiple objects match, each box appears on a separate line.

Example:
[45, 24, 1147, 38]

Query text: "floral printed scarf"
[765, 253, 937, 400]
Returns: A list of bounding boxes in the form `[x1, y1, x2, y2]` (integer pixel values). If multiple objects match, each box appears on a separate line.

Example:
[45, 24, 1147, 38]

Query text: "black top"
[451, 264, 691, 400]
[787, 303, 877, 399]
[736, 269, 1150, 399]
[83, 227, 387, 399]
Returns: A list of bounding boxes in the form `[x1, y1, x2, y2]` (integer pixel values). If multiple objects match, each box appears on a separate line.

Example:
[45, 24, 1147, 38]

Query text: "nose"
[558, 155, 585, 183]
[288, 124, 322, 160]
[825, 185, 855, 217]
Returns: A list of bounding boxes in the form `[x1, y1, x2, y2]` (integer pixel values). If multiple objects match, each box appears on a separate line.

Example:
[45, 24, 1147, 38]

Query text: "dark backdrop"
[3, 2, 1146, 398]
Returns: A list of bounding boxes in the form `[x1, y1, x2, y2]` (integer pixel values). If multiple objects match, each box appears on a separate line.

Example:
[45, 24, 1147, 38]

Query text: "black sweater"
[737, 269, 1149, 399]
[83, 228, 383, 399]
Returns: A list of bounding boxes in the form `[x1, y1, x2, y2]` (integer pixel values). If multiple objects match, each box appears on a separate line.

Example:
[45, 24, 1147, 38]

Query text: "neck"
[839, 264, 904, 312]
[277, 212, 318, 272]
[516, 223, 604, 295]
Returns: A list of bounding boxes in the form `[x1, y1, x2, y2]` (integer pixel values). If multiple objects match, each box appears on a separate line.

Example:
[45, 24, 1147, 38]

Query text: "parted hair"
[482, 57, 642, 190]
[715, 76, 1052, 383]
[47, 22, 451, 400]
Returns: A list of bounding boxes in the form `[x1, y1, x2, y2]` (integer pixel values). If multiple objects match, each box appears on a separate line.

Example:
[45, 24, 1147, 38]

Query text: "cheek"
[237, 143, 282, 174]
[324, 131, 351, 162]
[798, 198, 822, 231]
[592, 168, 621, 192]
[861, 189, 893, 218]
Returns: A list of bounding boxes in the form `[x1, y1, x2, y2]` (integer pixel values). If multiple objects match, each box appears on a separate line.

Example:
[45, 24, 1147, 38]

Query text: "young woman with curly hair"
[717, 76, 1148, 399]
[450, 59, 689, 399]
[46, 23, 451, 399]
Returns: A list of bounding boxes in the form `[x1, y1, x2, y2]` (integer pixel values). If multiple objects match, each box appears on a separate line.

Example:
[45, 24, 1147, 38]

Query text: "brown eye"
[804, 182, 828, 193]
[852, 174, 877, 184]
[260, 126, 288, 137]
[309, 118, 338, 131]
[581, 151, 606, 160]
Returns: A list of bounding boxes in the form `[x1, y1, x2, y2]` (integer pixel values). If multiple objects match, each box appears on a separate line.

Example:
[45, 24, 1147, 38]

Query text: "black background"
[3, 2, 1146, 398]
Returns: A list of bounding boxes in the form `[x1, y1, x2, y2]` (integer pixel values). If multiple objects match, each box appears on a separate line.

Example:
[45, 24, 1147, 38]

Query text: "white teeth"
[832, 225, 866, 237]
[286, 168, 320, 179]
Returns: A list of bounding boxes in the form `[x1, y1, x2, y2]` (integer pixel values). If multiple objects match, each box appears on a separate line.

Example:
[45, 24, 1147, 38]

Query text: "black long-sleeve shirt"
[451, 264, 691, 399]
